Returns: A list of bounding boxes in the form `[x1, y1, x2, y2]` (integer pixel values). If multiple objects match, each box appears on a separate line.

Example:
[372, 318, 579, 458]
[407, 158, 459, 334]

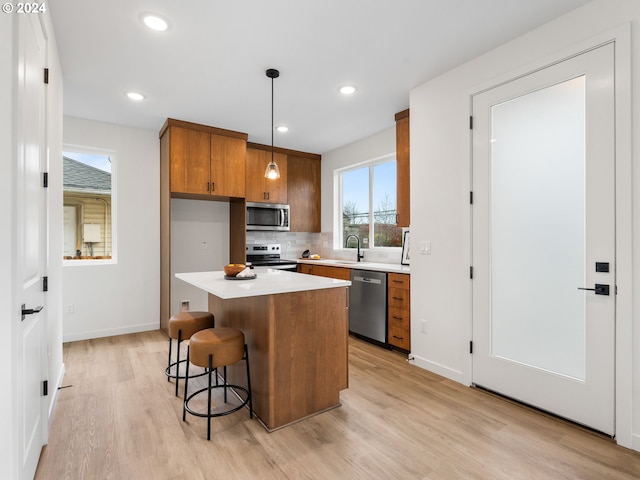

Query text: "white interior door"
[472, 43, 615, 435]
[17, 14, 48, 479]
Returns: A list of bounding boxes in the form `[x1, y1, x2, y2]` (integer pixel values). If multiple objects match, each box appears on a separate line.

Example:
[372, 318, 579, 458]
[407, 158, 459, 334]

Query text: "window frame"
[62, 144, 117, 266]
[334, 153, 401, 251]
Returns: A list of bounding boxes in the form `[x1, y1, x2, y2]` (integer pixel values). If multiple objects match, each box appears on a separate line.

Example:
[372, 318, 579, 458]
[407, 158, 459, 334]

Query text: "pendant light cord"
[271, 75, 274, 164]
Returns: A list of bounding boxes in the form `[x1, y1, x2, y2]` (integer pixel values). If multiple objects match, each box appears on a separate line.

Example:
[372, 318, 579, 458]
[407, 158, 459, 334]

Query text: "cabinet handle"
[393, 335, 404, 340]
[207, 182, 210, 191]
[393, 296, 403, 300]
[392, 316, 403, 320]
[392, 280, 403, 283]
[211, 181, 215, 192]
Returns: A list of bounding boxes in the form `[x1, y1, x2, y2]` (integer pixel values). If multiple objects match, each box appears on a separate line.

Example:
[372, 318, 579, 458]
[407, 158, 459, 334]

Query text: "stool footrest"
[184, 384, 251, 418]
[165, 359, 210, 380]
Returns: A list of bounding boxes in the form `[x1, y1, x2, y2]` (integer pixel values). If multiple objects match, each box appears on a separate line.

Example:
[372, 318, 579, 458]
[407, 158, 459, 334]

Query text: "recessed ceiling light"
[275, 125, 289, 133]
[339, 85, 357, 95]
[126, 92, 145, 101]
[143, 15, 168, 31]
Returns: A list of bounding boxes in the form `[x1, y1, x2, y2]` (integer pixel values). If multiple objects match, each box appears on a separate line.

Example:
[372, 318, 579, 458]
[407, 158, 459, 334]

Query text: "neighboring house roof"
[63, 157, 111, 192]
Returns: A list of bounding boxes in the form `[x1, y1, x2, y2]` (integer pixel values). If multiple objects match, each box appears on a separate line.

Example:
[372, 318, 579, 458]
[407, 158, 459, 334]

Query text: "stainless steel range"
[246, 244, 298, 271]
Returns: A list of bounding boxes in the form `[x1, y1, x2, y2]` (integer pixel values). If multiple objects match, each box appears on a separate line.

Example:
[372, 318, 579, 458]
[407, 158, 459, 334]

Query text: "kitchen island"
[175, 269, 350, 431]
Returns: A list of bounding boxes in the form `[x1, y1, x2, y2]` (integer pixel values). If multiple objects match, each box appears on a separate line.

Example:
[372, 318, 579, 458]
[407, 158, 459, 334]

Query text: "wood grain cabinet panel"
[287, 155, 320, 232]
[210, 134, 246, 198]
[297, 264, 351, 281]
[395, 109, 410, 227]
[387, 272, 410, 351]
[245, 147, 288, 203]
[169, 126, 211, 195]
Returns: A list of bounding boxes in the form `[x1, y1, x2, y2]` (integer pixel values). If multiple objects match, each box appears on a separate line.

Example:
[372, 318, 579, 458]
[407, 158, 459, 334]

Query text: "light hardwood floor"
[36, 331, 640, 479]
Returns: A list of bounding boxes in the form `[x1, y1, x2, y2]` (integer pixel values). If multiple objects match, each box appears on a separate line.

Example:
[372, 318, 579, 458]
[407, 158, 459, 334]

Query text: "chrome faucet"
[344, 234, 364, 262]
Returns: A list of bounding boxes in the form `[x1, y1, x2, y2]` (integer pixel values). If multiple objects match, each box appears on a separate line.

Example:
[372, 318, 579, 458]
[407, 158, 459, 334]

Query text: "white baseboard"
[409, 354, 465, 385]
[62, 322, 159, 343]
[631, 433, 640, 453]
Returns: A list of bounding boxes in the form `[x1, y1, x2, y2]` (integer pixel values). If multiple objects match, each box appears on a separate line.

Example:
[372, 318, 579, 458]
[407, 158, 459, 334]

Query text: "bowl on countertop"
[223, 264, 246, 277]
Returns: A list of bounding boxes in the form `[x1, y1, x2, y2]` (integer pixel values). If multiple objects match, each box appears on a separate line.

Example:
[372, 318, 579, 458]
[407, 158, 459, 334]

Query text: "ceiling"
[49, 0, 592, 155]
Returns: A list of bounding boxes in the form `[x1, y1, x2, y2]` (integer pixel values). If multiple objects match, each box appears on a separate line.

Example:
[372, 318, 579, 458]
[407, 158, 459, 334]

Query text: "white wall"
[171, 198, 230, 315]
[62, 117, 160, 341]
[410, 0, 639, 450]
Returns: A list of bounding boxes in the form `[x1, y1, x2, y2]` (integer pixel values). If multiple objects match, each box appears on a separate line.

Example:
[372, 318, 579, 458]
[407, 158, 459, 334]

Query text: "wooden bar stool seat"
[165, 311, 214, 396]
[183, 327, 253, 440]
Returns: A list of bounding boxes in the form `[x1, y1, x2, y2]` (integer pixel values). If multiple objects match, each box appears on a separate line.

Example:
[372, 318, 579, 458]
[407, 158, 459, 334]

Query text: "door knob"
[21, 304, 43, 321]
[577, 284, 609, 296]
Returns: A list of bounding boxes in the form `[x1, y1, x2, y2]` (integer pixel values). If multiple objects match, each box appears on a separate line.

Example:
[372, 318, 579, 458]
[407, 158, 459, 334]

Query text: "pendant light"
[264, 68, 281, 179]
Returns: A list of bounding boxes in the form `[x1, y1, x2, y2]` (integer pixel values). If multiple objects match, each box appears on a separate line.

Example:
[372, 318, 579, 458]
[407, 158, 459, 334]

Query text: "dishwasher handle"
[353, 275, 382, 285]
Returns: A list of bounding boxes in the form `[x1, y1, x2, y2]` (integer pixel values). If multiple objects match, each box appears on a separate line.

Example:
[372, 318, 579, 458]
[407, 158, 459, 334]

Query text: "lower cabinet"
[387, 273, 411, 351]
[299, 265, 411, 350]
[297, 263, 351, 281]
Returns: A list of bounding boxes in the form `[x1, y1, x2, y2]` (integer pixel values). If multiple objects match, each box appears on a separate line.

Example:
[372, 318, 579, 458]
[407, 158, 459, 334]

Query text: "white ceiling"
[49, 0, 592, 154]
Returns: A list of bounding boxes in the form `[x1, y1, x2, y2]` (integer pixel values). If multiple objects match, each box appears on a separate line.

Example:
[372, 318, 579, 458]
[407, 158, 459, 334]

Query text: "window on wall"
[339, 156, 403, 249]
[63, 148, 115, 262]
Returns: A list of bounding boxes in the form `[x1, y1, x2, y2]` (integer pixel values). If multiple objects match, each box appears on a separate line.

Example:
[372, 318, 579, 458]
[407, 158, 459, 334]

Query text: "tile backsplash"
[246, 231, 402, 265]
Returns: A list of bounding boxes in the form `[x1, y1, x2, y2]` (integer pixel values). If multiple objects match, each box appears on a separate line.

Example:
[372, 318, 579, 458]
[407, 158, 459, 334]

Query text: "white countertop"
[297, 259, 411, 274]
[176, 269, 351, 300]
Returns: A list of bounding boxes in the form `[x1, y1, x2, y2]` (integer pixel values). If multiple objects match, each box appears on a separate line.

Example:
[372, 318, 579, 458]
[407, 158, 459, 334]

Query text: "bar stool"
[166, 311, 214, 397]
[183, 327, 253, 440]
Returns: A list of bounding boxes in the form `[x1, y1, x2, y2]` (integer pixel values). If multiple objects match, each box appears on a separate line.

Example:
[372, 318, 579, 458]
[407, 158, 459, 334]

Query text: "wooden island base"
[209, 286, 349, 431]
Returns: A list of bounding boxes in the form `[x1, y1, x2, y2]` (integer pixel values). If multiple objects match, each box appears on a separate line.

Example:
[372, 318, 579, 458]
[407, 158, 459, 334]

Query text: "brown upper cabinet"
[287, 155, 321, 232]
[395, 109, 410, 227]
[245, 145, 288, 204]
[160, 118, 248, 199]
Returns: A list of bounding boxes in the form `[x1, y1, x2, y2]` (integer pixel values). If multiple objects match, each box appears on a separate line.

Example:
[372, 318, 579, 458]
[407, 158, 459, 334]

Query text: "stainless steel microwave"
[246, 202, 290, 231]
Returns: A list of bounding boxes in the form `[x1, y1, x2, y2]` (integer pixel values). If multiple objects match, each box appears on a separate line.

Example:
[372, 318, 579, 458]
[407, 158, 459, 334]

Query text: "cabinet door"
[395, 110, 410, 227]
[246, 148, 288, 203]
[310, 265, 351, 281]
[288, 155, 320, 232]
[210, 134, 246, 198]
[170, 127, 210, 195]
[297, 264, 313, 274]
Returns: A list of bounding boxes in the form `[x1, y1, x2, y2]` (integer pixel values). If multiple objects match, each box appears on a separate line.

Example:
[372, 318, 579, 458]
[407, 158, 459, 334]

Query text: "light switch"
[419, 241, 431, 254]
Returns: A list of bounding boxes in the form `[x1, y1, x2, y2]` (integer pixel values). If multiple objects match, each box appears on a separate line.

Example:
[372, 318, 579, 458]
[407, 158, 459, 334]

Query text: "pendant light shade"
[265, 68, 281, 180]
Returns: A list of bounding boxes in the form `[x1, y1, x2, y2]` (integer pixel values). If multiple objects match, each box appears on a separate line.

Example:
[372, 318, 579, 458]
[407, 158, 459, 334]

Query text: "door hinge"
[470, 266, 473, 279]
[469, 341, 473, 354]
[470, 191, 473, 204]
[469, 116, 473, 129]
[44, 68, 49, 84]
[43, 380, 48, 396]
[43, 276, 48, 292]
[43, 172, 48, 188]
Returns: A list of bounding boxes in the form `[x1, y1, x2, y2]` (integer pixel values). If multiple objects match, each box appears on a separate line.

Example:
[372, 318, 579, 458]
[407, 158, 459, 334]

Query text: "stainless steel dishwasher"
[349, 269, 387, 345]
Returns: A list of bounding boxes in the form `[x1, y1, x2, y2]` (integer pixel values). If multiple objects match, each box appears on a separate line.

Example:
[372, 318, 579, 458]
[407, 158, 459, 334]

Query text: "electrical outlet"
[420, 319, 427, 333]
[286, 241, 291, 248]
[66, 304, 74, 314]
[180, 300, 190, 312]
[201, 242, 207, 250]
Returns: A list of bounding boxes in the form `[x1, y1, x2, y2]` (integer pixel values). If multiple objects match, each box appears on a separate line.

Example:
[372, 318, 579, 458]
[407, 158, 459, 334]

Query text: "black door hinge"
[43, 172, 48, 188]
[43, 380, 48, 396]
[470, 266, 473, 279]
[469, 341, 473, 354]
[43, 276, 48, 292]
[469, 116, 473, 129]
[44, 68, 49, 84]
[470, 191, 473, 204]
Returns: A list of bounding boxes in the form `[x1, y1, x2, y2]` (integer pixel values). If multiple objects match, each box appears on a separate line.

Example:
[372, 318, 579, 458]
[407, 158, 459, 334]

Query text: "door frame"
[467, 24, 632, 447]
